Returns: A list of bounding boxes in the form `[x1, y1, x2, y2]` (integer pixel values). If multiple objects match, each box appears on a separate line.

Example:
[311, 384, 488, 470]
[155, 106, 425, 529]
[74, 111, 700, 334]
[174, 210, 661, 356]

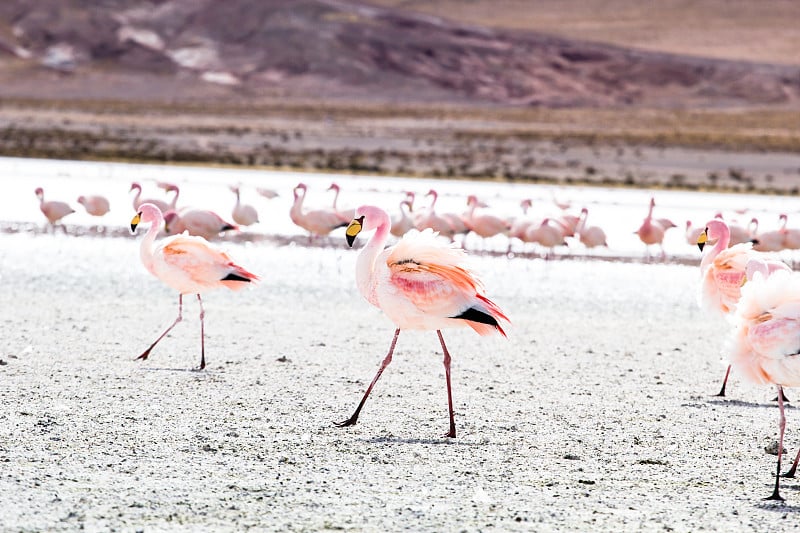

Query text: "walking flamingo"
[463, 195, 510, 240]
[524, 218, 568, 258]
[726, 258, 800, 500]
[130, 182, 170, 213]
[35, 188, 74, 228]
[290, 183, 348, 240]
[130, 203, 258, 370]
[697, 219, 789, 397]
[163, 209, 238, 240]
[77, 195, 110, 217]
[230, 186, 260, 226]
[337, 206, 509, 437]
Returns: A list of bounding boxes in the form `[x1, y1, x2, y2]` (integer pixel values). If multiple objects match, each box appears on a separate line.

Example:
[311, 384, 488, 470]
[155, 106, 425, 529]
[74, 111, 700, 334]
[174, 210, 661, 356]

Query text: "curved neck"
[290, 189, 305, 220]
[139, 211, 164, 275]
[169, 188, 180, 209]
[331, 188, 340, 209]
[701, 225, 730, 270]
[428, 193, 437, 210]
[356, 213, 390, 304]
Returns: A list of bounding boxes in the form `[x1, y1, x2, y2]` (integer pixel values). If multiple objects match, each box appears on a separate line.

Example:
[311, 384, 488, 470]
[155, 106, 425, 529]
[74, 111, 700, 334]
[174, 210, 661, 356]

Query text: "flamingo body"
[35, 188, 74, 225]
[164, 209, 238, 240]
[77, 195, 110, 217]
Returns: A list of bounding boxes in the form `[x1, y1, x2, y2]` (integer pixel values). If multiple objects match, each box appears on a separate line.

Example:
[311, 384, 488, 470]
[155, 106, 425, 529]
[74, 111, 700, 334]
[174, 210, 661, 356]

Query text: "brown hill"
[0, 0, 798, 108]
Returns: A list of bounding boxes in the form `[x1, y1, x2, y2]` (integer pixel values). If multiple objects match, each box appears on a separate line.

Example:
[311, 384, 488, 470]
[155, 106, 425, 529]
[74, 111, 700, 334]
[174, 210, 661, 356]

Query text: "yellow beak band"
[696, 229, 708, 252]
[346, 217, 364, 247]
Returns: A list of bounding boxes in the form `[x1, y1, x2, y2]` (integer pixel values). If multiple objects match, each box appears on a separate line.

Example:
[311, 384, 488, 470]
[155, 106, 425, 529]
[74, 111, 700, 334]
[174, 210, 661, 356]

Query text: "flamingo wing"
[156, 235, 257, 291]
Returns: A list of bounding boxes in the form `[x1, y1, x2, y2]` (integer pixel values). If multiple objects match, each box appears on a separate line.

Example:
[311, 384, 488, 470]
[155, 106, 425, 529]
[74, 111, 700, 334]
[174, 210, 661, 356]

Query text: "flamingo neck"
[355, 214, 390, 304]
[290, 190, 305, 222]
[139, 212, 163, 276]
[701, 225, 730, 271]
[170, 188, 180, 209]
[131, 187, 141, 208]
[331, 188, 340, 209]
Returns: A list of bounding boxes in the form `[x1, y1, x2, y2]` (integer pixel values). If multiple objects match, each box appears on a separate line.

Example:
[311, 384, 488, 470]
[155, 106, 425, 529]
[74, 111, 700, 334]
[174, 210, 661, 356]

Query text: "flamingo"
[575, 207, 608, 248]
[463, 195, 510, 240]
[390, 199, 415, 238]
[130, 182, 170, 213]
[290, 183, 348, 240]
[684, 221, 704, 247]
[156, 182, 181, 211]
[726, 258, 800, 500]
[130, 203, 258, 369]
[523, 218, 567, 258]
[780, 214, 800, 250]
[163, 209, 238, 240]
[337, 205, 509, 437]
[256, 187, 279, 200]
[35, 188, 74, 228]
[714, 213, 751, 246]
[230, 186, 259, 226]
[697, 219, 789, 397]
[328, 182, 355, 223]
[750, 217, 785, 252]
[414, 189, 456, 240]
[77, 195, 110, 217]
[635, 197, 671, 259]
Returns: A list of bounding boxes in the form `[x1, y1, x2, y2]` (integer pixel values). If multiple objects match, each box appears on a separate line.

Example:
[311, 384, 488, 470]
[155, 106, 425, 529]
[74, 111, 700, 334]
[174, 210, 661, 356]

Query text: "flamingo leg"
[137, 294, 183, 361]
[766, 385, 786, 501]
[714, 365, 731, 397]
[197, 294, 206, 370]
[437, 330, 457, 438]
[335, 328, 400, 428]
[783, 445, 800, 479]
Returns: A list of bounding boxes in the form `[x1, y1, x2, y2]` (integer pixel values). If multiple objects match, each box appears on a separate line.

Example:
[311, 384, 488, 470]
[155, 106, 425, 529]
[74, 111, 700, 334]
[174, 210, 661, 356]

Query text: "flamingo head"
[699, 219, 729, 251]
[131, 203, 163, 234]
[293, 183, 307, 199]
[780, 213, 788, 223]
[77, 195, 86, 205]
[34, 187, 43, 199]
[129, 182, 141, 193]
[580, 207, 589, 216]
[403, 190, 416, 203]
[649, 197, 655, 208]
[346, 205, 387, 247]
[229, 185, 240, 194]
[327, 182, 340, 192]
[157, 181, 176, 191]
[425, 189, 437, 199]
[520, 199, 532, 211]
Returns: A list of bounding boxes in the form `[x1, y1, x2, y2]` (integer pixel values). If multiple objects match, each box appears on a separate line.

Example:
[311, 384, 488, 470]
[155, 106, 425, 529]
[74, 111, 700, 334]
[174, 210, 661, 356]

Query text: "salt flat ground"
[1, 226, 799, 531]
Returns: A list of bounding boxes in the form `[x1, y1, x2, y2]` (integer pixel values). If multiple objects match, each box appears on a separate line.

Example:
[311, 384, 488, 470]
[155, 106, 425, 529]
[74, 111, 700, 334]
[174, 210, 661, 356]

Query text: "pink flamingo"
[290, 183, 348, 240]
[130, 203, 258, 369]
[164, 209, 238, 240]
[337, 206, 509, 437]
[156, 182, 181, 211]
[256, 187, 279, 200]
[414, 189, 456, 240]
[390, 199, 415, 238]
[684, 220, 704, 246]
[575, 207, 608, 248]
[726, 258, 800, 500]
[523, 218, 568, 258]
[750, 216, 785, 252]
[130, 182, 170, 213]
[77, 195, 110, 217]
[328, 182, 355, 223]
[230, 186, 259, 226]
[779, 213, 800, 250]
[635, 197, 672, 259]
[697, 219, 789, 397]
[35, 187, 74, 227]
[463, 195, 510, 240]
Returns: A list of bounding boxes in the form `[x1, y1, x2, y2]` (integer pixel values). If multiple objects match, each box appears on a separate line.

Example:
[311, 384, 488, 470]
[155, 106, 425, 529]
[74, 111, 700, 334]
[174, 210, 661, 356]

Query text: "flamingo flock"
[28, 176, 800, 502]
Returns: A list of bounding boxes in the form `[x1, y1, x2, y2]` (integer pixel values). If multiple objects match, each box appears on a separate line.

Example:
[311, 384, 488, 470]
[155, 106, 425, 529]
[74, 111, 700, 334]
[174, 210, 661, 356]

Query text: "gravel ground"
[1, 231, 798, 531]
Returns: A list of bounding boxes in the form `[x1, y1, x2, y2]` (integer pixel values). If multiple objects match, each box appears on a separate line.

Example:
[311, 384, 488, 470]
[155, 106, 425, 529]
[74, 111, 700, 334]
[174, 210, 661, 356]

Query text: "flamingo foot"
[782, 465, 797, 478]
[765, 489, 785, 502]
[772, 390, 791, 403]
[443, 428, 456, 439]
[135, 349, 151, 361]
[334, 416, 358, 428]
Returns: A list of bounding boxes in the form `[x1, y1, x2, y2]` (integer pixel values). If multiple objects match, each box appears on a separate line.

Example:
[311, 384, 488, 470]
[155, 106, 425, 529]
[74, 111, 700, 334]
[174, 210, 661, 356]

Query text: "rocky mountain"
[0, 0, 798, 107]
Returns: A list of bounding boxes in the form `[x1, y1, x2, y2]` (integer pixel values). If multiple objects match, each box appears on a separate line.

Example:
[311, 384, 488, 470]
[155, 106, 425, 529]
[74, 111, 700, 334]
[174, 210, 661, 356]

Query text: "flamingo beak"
[130, 213, 141, 233]
[697, 228, 708, 251]
[346, 216, 364, 247]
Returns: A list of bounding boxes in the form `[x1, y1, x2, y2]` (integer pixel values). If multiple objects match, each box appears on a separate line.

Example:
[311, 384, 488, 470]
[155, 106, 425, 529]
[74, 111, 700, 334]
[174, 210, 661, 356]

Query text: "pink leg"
[335, 328, 400, 428]
[137, 294, 183, 361]
[783, 445, 800, 479]
[437, 330, 457, 438]
[714, 365, 731, 397]
[197, 294, 206, 370]
[766, 385, 786, 501]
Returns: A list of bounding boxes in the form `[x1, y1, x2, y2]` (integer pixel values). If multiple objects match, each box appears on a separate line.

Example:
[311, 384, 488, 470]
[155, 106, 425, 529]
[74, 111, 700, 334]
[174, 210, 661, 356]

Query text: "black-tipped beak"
[697, 228, 708, 251]
[130, 213, 141, 234]
[345, 216, 364, 248]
